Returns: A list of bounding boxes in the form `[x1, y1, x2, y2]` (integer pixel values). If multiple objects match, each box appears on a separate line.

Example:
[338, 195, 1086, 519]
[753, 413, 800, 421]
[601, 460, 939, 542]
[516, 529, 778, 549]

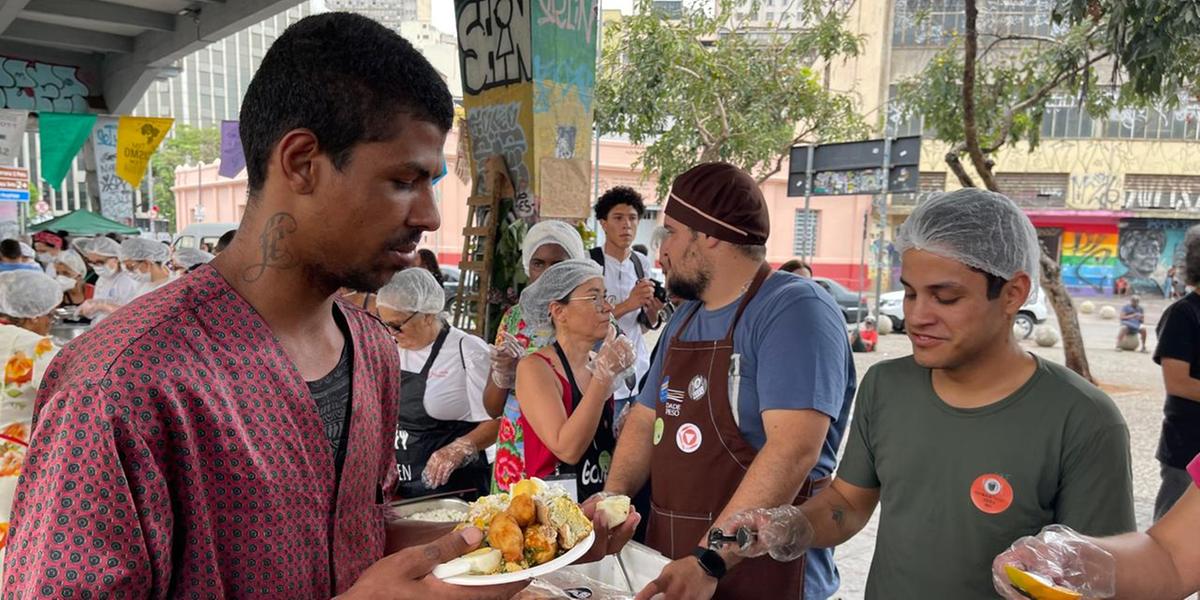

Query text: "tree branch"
[945, 148, 978, 188]
[979, 33, 1062, 60]
[961, 0, 998, 191]
[757, 125, 819, 184]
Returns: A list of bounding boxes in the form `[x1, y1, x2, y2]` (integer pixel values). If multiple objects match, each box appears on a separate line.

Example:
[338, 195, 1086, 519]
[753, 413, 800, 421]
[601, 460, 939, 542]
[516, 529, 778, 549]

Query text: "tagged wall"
[0, 56, 91, 113]
[456, 0, 597, 221]
[1116, 219, 1191, 296]
[1060, 228, 1120, 295]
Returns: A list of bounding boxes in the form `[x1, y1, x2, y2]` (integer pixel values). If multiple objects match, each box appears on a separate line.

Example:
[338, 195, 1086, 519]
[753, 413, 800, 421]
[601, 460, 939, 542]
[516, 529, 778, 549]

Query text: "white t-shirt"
[602, 250, 652, 399]
[397, 326, 492, 423]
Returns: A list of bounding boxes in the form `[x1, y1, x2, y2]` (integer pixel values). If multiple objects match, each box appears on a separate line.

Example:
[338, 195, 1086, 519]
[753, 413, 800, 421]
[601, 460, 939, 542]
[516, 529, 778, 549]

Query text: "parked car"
[879, 285, 1050, 338]
[440, 266, 461, 310]
[811, 277, 870, 324]
[172, 223, 237, 252]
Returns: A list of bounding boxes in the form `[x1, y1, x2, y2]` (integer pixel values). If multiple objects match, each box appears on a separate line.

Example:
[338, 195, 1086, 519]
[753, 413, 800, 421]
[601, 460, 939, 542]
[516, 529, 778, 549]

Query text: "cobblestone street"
[833, 295, 1177, 599]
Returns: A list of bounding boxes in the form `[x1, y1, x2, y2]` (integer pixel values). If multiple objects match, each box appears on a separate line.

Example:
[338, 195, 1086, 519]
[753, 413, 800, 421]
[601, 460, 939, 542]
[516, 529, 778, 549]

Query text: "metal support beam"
[0, 0, 34, 34]
[24, 0, 176, 32]
[6, 18, 134, 53]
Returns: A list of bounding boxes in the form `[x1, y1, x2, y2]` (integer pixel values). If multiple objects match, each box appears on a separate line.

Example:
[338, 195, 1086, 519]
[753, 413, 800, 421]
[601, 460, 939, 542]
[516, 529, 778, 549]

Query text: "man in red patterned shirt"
[3, 13, 634, 600]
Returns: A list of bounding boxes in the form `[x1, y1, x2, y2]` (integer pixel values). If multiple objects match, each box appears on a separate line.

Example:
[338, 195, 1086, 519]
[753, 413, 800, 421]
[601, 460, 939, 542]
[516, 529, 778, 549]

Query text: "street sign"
[0, 166, 30, 202]
[787, 136, 922, 197]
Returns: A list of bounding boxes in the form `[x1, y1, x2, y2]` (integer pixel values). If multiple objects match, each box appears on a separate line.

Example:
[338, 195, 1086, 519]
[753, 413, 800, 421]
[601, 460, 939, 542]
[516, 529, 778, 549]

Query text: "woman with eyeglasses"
[376, 268, 497, 500]
[513, 259, 635, 501]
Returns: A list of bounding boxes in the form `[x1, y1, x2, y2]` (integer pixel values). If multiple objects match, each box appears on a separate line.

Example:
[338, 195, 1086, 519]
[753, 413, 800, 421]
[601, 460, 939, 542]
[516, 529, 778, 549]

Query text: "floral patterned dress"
[490, 304, 554, 492]
[0, 324, 57, 568]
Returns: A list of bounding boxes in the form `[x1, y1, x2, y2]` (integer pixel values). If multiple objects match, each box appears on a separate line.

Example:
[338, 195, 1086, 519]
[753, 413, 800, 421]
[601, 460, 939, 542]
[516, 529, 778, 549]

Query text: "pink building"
[174, 130, 877, 290]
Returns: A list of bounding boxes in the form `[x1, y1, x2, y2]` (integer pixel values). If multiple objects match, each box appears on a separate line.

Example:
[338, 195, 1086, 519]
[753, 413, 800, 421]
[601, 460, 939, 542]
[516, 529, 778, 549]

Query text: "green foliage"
[150, 124, 220, 232]
[1056, 0, 1200, 100]
[596, 0, 869, 199]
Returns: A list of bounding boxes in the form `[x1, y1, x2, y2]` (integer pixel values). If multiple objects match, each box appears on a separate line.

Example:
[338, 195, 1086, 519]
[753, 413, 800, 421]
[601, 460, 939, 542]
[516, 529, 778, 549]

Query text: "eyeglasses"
[382, 311, 420, 335]
[567, 294, 616, 312]
[432, 159, 448, 186]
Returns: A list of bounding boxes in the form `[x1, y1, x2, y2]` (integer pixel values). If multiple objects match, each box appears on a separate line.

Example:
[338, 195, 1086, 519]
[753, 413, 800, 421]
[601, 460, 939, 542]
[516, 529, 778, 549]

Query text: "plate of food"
[432, 478, 631, 586]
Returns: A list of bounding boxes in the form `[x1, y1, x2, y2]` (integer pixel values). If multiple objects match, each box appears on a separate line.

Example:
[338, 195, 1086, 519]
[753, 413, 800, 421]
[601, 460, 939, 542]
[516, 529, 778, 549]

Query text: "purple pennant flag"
[218, 120, 245, 178]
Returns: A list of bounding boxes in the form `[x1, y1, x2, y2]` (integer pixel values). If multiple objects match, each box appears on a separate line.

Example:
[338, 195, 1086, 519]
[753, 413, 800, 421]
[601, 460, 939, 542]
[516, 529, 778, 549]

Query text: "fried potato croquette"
[486, 513, 525, 563]
[506, 493, 536, 528]
[523, 524, 559, 565]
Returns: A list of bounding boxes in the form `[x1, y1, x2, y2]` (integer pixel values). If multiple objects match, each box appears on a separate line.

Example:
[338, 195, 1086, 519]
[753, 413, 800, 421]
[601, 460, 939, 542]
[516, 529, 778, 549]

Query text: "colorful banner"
[116, 116, 172, 187]
[91, 117, 133, 223]
[38, 112, 96, 189]
[0, 110, 27, 161]
[218, 120, 245, 178]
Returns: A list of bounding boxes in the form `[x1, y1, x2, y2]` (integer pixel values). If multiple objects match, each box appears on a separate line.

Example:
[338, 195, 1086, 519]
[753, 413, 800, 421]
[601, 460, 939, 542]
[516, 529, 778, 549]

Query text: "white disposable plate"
[438, 531, 597, 586]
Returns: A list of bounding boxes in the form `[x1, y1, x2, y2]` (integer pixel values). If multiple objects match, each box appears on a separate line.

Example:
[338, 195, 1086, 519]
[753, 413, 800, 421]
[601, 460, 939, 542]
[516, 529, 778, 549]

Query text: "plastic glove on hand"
[588, 326, 636, 386]
[420, 437, 478, 489]
[714, 505, 813, 562]
[991, 525, 1116, 600]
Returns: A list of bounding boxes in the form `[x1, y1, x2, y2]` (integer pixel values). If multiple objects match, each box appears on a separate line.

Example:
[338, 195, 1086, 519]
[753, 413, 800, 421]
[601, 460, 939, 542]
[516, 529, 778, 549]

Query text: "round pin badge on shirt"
[653, 418, 665, 446]
[688, 375, 708, 400]
[970, 473, 1014, 514]
[676, 423, 703, 454]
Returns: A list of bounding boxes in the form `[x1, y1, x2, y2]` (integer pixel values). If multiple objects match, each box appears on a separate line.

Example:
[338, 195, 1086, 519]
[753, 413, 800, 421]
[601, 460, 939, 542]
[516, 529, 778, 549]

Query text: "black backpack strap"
[589, 246, 606, 273]
[459, 336, 466, 370]
[631, 251, 646, 280]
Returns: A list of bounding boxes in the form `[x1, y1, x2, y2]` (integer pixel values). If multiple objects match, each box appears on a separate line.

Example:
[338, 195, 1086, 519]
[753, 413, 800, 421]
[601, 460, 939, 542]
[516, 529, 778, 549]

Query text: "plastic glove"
[992, 525, 1117, 600]
[715, 505, 814, 562]
[420, 437, 478, 489]
[77, 300, 105, 318]
[489, 332, 523, 389]
[587, 326, 635, 389]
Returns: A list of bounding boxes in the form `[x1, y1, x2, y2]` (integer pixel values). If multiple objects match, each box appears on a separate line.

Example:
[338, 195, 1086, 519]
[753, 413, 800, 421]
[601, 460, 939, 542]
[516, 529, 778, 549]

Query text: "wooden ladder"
[452, 155, 513, 337]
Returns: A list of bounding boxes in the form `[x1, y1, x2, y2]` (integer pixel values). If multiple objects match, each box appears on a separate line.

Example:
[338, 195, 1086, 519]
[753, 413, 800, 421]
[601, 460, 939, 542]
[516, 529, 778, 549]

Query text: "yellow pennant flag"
[116, 116, 174, 187]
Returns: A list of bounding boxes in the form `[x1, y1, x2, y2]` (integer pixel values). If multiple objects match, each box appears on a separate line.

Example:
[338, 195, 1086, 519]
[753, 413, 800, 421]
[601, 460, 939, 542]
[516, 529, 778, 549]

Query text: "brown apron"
[646, 264, 829, 600]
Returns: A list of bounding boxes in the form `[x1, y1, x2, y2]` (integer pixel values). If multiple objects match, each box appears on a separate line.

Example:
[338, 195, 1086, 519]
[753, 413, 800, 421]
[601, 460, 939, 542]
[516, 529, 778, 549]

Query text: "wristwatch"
[691, 546, 727, 580]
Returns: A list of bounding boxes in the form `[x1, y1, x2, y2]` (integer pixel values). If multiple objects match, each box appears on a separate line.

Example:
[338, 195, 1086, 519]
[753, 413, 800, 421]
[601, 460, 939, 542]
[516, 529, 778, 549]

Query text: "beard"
[667, 268, 710, 301]
[309, 230, 423, 294]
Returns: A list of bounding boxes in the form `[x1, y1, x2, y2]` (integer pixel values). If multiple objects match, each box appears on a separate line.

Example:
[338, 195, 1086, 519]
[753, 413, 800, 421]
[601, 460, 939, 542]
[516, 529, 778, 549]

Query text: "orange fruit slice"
[1004, 565, 1083, 600]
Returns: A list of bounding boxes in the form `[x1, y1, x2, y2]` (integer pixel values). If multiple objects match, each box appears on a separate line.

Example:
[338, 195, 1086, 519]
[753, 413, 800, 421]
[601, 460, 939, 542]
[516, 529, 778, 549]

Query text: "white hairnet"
[120, 237, 170, 263]
[173, 247, 214, 269]
[55, 249, 86, 277]
[0, 270, 62, 318]
[522, 220, 586, 276]
[519, 259, 604, 332]
[377, 268, 446, 314]
[80, 236, 121, 258]
[17, 242, 34, 259]
[895, 188, 1040, 281]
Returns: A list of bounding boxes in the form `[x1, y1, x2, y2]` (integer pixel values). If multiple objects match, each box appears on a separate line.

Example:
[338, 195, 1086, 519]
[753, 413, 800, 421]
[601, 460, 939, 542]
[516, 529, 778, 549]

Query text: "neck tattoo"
[243, 212, 299, 282]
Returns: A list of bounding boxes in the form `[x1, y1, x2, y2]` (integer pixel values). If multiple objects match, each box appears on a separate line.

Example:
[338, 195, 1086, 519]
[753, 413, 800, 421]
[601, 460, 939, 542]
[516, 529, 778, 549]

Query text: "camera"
[638, 279, 673, 330]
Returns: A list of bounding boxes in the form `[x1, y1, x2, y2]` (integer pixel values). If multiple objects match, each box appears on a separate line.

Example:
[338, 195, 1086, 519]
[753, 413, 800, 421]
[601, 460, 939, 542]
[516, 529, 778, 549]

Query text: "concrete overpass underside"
[0, 0, 302, 115]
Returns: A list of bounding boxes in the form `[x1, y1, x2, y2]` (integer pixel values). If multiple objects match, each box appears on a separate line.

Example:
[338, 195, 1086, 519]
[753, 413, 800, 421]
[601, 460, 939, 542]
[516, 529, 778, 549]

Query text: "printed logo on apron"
[970, 473, 1014, 514]
[675, 423, 703, 454]
[688, 374, 708, 400]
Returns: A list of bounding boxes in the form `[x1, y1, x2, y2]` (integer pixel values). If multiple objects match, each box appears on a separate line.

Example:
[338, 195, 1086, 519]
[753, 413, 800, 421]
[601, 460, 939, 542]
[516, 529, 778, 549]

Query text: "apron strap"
[724, 263, 772, 342]
[552, 341, 585, 409]
[419, 324, 452, 378]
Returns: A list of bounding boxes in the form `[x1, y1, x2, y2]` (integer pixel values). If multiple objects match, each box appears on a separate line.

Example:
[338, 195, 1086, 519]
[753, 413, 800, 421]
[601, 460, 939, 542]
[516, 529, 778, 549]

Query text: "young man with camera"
[592, 187, 666, 427]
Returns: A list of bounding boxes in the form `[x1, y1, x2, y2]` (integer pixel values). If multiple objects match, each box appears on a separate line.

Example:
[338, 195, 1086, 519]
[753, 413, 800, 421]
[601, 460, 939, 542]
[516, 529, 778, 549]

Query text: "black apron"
[395, 326, 490, 500]
[547, 341, 616, 501]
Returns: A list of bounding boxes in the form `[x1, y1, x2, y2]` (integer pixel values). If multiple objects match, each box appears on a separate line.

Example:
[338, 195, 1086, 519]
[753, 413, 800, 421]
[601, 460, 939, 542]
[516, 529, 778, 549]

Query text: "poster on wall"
[91, 117, 134, 223]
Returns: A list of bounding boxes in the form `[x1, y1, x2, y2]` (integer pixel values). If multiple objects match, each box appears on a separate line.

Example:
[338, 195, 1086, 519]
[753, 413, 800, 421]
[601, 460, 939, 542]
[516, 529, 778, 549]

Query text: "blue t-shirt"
[0, 263, 42, 273]
[636, 271, 856, 599]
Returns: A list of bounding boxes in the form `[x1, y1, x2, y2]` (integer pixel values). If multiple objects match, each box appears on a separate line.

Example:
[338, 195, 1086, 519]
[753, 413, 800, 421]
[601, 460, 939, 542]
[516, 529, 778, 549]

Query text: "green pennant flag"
[39, 112, 97, 190]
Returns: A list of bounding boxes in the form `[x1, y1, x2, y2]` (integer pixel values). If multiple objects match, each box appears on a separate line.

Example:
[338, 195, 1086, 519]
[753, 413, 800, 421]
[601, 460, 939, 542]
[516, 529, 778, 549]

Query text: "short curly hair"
[595, 186, 646, 220]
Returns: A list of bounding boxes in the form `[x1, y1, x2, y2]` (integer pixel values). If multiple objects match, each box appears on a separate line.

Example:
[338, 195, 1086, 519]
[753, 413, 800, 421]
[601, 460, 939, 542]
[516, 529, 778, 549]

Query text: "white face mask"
[36, 252, 54, 264]
[56, 275, 77, 291]
[129, 270, 152, 284]
[93, 264, 114, 278]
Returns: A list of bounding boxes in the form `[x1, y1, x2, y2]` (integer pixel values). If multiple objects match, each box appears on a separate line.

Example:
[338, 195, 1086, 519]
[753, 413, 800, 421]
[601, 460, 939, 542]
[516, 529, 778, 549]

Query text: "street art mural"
[1116, 220, 1191, 296]
[1060, 229, 1120, 295]
[456, 0, 597, 220]
[0, 56, 90, 113]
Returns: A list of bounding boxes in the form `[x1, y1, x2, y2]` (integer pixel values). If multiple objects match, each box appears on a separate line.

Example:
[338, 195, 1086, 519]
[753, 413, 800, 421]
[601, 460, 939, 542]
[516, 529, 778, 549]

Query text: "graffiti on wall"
[457, 0, 533, 95]
[1060, 230, 1119, 295]
[91, 117, 133, 223]
[1116, 220, 1190, 296]
[0, 56, 90, 113]
[1069, 173, 1123, 210]
[1124, 180, 1200, 212]
[467, 101, 533, 213]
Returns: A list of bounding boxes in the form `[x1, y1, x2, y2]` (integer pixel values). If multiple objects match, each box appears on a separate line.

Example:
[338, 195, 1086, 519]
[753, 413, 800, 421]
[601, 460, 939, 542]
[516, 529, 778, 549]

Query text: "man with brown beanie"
[601, 162, 855, 599]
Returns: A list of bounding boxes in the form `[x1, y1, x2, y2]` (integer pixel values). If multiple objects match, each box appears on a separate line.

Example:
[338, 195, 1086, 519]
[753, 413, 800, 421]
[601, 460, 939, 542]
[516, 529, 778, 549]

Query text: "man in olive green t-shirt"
[714, 189, 1135, 600]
